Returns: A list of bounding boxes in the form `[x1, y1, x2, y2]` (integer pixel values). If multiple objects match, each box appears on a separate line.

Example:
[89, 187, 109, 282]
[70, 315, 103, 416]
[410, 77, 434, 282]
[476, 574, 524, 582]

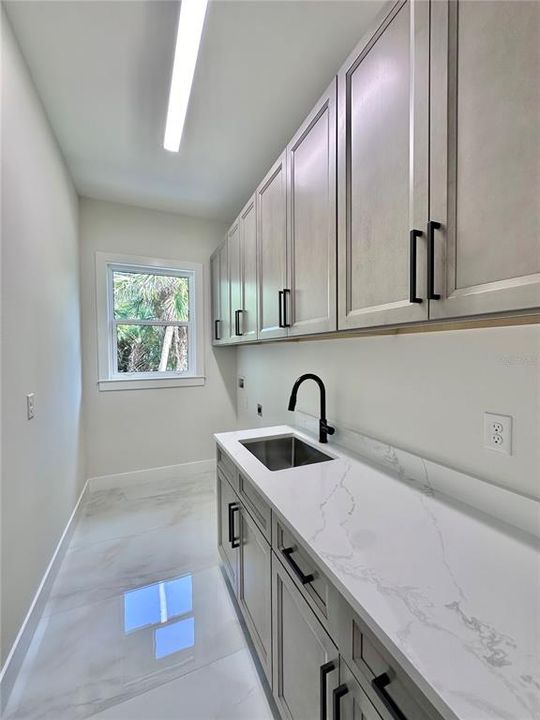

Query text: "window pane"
[116, 325, 189, 373]
[113, 271, 189, 321]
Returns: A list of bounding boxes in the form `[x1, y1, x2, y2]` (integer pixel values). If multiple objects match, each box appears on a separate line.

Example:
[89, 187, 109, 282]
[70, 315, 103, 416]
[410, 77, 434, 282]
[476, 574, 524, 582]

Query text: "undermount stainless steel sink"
[241, 436, 333, 472]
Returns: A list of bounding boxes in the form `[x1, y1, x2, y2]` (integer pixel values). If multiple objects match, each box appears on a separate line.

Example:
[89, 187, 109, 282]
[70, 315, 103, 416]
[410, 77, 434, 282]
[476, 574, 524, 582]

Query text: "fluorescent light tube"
[163, 0, 209, 152]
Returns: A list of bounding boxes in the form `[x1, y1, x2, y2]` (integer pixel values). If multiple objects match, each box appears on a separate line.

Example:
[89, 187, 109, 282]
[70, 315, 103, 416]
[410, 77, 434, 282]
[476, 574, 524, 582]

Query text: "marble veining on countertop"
[214, 425, 540, 720]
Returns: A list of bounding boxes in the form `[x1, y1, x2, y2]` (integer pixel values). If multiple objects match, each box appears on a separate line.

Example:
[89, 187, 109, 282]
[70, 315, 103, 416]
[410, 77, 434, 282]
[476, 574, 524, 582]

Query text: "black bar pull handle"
[319, 661, 336, 720]
[409, 229, 423, 304]
[282, 547, 315, 585]
[372, 673, 408, 720]
[227, 502, 235, 543]
[332, 684, 349, 720]
[278, 290, 284, 328]
[234, 309, 244, 336]
[228, 502, 240, 548]
[237, 309, 244, 336]
[283, 288, 291, 327]
[231, 504, 240, 548]
[427, 220, 441, 300]
[214, 319, 221, 340]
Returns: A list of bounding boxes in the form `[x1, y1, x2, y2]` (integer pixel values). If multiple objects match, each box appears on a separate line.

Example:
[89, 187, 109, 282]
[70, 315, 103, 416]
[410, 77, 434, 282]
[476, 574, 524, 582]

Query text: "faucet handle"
[319, 419, 335, 443]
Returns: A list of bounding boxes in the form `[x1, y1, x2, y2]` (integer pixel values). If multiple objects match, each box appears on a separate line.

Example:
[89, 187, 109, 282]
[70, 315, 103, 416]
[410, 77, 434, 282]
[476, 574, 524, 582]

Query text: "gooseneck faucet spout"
[287, 373, 335, 443]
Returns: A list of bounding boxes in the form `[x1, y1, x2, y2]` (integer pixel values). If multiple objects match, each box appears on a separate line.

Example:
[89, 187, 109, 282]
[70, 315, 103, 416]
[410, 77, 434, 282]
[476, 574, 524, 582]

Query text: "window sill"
[98, 376, 206, 392]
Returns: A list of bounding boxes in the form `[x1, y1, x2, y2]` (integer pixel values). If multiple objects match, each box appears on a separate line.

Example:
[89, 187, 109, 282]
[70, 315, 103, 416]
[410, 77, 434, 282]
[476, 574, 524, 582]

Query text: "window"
[96, 253, 204, 390]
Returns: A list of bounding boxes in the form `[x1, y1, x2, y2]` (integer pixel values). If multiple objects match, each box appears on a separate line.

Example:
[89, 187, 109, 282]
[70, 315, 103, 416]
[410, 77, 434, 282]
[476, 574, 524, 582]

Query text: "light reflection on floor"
[124, 574, 195, 659]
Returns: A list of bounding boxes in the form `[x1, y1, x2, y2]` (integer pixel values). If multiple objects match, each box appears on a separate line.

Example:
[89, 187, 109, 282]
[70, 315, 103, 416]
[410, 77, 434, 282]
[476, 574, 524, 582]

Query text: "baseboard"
[86, 458, 216, 493]
[0, 479, 89, 711]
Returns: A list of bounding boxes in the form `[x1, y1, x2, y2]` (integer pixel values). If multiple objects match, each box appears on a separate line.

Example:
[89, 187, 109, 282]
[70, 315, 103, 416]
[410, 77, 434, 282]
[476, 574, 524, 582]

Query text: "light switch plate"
[484, 412, 512, 455]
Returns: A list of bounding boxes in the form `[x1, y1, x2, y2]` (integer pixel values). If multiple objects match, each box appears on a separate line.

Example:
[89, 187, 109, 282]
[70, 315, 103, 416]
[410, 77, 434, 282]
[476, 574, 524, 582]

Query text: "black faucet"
[287, 373, 335, 444]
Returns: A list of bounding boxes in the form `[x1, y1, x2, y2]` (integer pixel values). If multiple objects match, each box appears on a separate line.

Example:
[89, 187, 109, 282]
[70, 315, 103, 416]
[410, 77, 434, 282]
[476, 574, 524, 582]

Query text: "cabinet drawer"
[272, 517, 331, 629]
[329, 589, 440, 720]
[216, 444, 237, 491]
[238, 471, 271, 541]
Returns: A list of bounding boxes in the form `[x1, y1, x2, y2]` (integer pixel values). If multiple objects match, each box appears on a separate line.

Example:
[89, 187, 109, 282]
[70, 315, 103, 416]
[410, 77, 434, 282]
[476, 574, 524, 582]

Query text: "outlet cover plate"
[484, 412, 512, 455]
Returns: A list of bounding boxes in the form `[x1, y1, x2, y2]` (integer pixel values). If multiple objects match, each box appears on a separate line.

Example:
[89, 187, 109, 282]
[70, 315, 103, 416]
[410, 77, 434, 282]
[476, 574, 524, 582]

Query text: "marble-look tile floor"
[5, 471, 275, 720]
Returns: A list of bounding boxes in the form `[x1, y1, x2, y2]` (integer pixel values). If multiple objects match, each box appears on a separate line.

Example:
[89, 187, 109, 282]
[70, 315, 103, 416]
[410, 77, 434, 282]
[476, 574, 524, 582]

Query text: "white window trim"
[96, 252, 205, 391]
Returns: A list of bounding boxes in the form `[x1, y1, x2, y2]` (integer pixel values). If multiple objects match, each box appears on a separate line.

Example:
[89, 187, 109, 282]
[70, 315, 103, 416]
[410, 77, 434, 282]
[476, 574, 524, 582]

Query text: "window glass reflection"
[155, 617, 195, 659]
[124, 574, 193, 634]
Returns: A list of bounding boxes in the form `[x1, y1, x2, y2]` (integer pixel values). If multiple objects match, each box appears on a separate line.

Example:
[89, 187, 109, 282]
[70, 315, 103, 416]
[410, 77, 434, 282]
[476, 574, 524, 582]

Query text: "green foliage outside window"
[113, 271, 190, 373]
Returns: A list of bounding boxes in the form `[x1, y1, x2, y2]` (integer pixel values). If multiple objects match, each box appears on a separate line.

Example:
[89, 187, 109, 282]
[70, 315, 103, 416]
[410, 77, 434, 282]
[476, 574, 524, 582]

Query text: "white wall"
[79, 197, 237, 479]
[1, 13, 84, 663]
[237, 325, 540, 500]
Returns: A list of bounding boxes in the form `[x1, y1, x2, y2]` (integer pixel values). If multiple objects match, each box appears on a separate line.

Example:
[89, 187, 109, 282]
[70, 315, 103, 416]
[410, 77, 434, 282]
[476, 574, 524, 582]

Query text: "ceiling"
[5, 0, 385, 222]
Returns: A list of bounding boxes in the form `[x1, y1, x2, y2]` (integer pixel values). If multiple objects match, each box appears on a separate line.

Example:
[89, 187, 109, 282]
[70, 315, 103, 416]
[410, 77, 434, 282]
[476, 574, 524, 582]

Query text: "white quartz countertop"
[214, 425, 540, 720]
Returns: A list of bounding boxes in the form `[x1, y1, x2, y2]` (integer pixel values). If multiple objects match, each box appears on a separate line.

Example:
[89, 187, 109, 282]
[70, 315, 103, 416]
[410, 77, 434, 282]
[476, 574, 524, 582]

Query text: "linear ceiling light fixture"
[163, 0, 209, 152]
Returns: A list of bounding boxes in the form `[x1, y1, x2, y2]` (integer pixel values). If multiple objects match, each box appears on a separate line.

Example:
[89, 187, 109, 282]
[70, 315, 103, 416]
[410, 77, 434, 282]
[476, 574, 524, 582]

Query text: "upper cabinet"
[211, 0, 538, 348]
[257, 82, 339, 342]
[257, 152, 288, 340]
[227, 218, 242, 342]
[211, 239, 230, 345]
[210, 248, 221, 343]
[229, 196, 258, 343]
[287, 80, 337, 336]
[429, 0, 540, 318]
[338, 0, 430, 330]
[239, 195, 259, 342]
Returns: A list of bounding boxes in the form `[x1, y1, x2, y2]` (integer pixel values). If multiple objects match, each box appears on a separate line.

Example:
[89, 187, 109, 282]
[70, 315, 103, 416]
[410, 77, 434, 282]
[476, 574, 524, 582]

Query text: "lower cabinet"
[336, 660, 382, 720]
[217, 468, 272, 683]
[217, 470, 239, 591]
[328, 586, 435, 720]
[216, 447, 442, 720]
[238, 506, 272, 683]
[272, 554, 339, 720]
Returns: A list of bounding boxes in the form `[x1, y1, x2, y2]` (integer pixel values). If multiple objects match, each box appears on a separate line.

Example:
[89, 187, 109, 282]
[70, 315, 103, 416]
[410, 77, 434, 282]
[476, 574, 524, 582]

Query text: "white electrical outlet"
[484, 412, 512, 455]
[26, 393, 35, 420]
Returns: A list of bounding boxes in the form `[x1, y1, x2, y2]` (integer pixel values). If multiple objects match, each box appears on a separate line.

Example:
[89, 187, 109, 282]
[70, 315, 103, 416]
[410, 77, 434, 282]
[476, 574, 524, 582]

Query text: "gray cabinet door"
[238, 194, 258, 342]
[238, 507, 272, 683]
[337, 660, 382, 720]
[338, 0, 430, 329]
[429, 0, 540, 318]
[210, 248, 222, 344]
[227, 218, 242, 342]
[218, 240, 230, 343]
[257, 152, 288, 340]
[272, 554, 339, 720]
[287, 80, 337, 336]
[216, 471, 239, 592]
